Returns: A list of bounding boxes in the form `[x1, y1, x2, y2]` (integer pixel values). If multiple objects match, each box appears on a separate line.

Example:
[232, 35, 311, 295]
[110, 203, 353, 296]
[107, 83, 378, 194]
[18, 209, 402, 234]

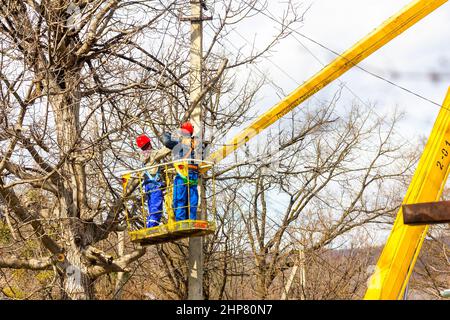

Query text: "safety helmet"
[136, 134, 152, 150]
[180, 121, 194, 135]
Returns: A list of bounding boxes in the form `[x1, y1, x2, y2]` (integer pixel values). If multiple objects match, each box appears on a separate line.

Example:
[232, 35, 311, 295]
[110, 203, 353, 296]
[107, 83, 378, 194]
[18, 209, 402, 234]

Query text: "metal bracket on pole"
[179, 16, 212, 22]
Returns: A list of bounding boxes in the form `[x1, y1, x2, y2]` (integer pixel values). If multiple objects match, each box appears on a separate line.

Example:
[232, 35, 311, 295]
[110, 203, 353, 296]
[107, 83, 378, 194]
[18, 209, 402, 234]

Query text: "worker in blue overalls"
[136, 134, 164, 228]
[162, 121, 205, 221]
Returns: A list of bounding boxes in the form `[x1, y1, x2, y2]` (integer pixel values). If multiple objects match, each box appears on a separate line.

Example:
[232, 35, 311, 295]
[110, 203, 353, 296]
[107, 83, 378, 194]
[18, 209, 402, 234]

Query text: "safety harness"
[174, 136, 199, 185]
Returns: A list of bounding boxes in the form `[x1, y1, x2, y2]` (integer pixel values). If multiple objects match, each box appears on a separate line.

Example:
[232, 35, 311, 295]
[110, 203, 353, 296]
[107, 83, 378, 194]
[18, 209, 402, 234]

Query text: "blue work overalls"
[173, 166, 199, 221]
[142, 171, 163, 228]
[162, 131, 200, 221]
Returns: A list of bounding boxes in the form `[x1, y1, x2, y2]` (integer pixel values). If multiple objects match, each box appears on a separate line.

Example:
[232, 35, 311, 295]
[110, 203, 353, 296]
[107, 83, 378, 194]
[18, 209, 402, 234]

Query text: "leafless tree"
[0, 0, 304, 299]
[2, 0, 439, 301]
[206, 99, 417, 299]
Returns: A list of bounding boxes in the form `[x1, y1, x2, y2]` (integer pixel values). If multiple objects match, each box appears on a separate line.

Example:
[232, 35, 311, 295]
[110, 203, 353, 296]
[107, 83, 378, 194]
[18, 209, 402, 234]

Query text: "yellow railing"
[121, 159, 216, 244]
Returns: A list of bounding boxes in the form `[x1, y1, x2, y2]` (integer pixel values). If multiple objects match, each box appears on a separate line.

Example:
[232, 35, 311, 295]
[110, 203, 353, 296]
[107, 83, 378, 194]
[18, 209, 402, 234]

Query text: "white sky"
[219, 0, 450, 143]
[208, 1, 450, 246]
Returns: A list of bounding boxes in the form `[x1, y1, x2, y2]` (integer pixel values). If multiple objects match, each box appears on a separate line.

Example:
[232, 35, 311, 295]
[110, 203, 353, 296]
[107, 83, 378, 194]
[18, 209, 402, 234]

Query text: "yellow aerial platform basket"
[121, 159, 216, 245]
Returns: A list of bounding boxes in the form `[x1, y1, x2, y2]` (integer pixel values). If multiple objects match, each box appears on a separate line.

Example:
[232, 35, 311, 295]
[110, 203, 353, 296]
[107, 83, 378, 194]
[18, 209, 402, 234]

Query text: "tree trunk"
[114, 231, 129, 300]
[63, 247, 94, 300]
[255, 271, 268, 299]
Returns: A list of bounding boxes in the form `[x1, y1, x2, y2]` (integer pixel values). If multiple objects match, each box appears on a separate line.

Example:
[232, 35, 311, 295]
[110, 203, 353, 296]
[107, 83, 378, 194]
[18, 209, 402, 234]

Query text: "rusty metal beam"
[403, 201, 450, 225]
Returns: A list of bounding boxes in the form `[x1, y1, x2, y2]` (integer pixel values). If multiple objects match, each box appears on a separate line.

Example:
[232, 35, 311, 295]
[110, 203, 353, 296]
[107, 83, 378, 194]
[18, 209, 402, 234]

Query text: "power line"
[204, 2, 449, 165]
[365, 69, 450, 82]
[230, 3, 450, 153]
[206, 9, 420, 152]
[284, 31, 421, 149]
[252, 4, 443, 108]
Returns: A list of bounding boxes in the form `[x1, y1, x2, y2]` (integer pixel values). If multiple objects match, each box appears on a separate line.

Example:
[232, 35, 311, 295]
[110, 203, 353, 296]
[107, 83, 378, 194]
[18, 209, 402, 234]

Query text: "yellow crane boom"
[208, 0, 447, 164]
[205, 0, 449, 300]
[365, 88, 450, 300]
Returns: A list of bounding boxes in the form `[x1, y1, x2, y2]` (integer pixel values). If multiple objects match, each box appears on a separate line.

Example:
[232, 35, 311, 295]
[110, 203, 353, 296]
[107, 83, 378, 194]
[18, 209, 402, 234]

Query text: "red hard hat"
[136, 134, 152, 150]
[181, 121, 194, 135]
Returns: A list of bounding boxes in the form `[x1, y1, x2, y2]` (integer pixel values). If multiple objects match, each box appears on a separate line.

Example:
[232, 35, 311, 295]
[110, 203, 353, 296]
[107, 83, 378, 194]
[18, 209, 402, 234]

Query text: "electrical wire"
[251, 3, 444, 108]
[203, 12, 419, 156]
[219, 2, 449, 154]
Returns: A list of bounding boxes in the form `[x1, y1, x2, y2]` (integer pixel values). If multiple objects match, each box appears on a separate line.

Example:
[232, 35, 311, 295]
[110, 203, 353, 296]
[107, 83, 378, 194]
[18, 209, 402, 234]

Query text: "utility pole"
[188, 0, 204, 300]
[281, 249, 306, 300]
[299, 249, 306, 300]
[281, 265, 298, 300]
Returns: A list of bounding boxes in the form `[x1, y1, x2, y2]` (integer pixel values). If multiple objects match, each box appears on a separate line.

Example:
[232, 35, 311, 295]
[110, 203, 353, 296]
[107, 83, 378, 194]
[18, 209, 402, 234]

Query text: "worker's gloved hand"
[201, 140, 211, 158]
[162, 132, 177, 149]
[162, 131, 171, 140]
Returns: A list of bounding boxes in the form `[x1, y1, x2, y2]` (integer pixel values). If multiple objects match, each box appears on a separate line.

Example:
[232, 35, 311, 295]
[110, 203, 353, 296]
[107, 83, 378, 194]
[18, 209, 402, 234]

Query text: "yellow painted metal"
[163, 164, 176, 227]
[365, 88, 450, 300]
[138, 172, 146, 223]
[121, 160, 217, 245]
[129, 220, 216, 245]
[120, 0, 448, 288]
[122, 173, 132, 230]
[208, 0, 448, 164]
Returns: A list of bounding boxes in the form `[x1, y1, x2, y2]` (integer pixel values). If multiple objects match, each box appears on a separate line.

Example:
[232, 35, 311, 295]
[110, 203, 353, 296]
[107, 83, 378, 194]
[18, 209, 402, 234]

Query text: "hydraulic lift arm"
[205, 0, 449, 300]
[208, 0, 447, 164]
[364, 88, 450, 300]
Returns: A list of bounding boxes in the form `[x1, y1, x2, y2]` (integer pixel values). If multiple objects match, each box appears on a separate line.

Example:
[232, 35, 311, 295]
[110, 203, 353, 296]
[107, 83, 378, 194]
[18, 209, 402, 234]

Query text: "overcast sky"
[217, 0, 450, 144]
[208, 1, 450, 245]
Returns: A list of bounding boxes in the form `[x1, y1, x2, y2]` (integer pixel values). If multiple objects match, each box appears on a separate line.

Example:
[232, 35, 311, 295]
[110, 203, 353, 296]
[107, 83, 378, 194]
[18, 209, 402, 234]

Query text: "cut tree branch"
[0, 255, 52, 270]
